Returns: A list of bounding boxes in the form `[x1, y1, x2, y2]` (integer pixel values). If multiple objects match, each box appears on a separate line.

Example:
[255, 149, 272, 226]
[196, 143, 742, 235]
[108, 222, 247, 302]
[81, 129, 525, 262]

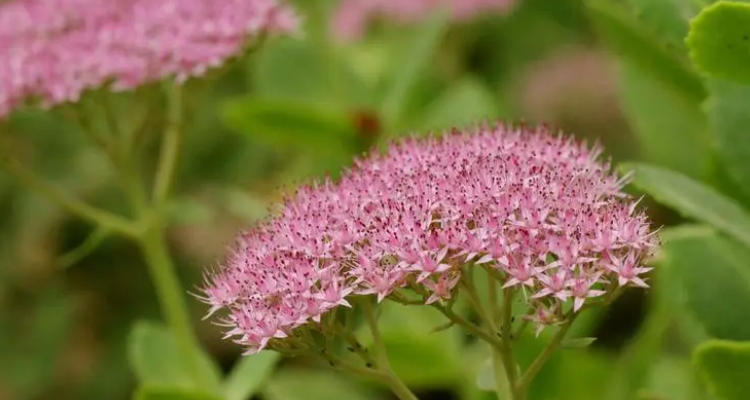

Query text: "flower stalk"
[362, 301, 420, 400]
[0, 83, 207, 388]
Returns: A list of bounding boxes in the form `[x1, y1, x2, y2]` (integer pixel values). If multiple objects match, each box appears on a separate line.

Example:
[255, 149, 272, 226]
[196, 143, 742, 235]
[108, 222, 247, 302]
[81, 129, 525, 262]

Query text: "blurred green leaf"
[221, 96, 358, 156]
[626, 0, 697, 50]
[415, 77, 502, 132]
[2, 286, 75, 400]
[475, 357, 512, 396]
[623, 163, 750, 248]
[687, 1, 750, 84]
[705, 79, 750, 203]
[617, 63, 710, 179]
[556, 351, 616, 400]
[252, 38, 365, 106]
[640, 357, 703, 400]
[605, 245, 674, 400]
[134, 386, 224, 400]
[223, 351, 281, 400]
[262, 369, 377, 400]
[586, 0, 705, 101]
[127, 321, 222, 391]
[380, 9, 450, 128]
[694, 339, 750, 400]
[560, 337, 597, 349]
[166, 198, 216, 226]
[372, 303, 465, 388]
[219, 188, 270, 222]
[661, 226, 750, 341]
[475, 358, 495, 391]
[474, 358, 507, 394]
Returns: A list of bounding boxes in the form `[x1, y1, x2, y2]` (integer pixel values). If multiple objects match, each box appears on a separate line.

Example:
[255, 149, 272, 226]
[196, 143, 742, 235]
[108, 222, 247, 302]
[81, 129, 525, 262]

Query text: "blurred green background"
[1, 0, 742, 399]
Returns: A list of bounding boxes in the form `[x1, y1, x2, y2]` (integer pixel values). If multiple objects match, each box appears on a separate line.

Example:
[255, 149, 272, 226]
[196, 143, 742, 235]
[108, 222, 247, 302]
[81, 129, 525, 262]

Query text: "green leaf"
[369, 303, 465, 388]
[661, 226, 750, 341]
[134, 386, 223, 400]
[379, 9, 450, 127]
[475, 357, 513, 396]
[640, 357, 703, 400]
[586, 0, 705, 101]
[556, 351, 617, 400]
[694, 339, 750, 400]
[262, 369, 377, 400]
[252, 38, 367, 106]
[617, 62, 710, 179]
[604, 249, 675, 400]
[2, 286, 75, 399]
[623, 163, 750, 248]
[475, 358, 495, 391]
[223, 351, 281, 400]
[127, 321, 222, 391]
[627, 0, 698, 50]
[221, 97, 358, 155]
[705, 79, 750, 203]
[474, 357, 512, 395]
[687, 1, 750, 84]
[560, 337, 598, 349]
[414, 77, 503, 132]
[219, 188, 270, 222]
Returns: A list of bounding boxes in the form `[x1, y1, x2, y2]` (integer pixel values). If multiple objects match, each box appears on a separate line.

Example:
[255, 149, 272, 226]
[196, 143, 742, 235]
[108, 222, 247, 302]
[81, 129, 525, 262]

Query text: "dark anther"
[329, 361, 335, 366]
[347, 347, 355, 352]
[511, 316, 515, 323]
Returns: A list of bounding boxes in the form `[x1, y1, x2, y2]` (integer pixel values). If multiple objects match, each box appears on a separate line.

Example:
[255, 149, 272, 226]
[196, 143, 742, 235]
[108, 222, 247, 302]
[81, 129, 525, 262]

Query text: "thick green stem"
[362, 301, 420, 400]
[496, 289, 523, 400]
[515, 313, 578, 396]
[153, 84, 183, 209]
[132, 82, 213, 388]
[137, 222, 210, 388]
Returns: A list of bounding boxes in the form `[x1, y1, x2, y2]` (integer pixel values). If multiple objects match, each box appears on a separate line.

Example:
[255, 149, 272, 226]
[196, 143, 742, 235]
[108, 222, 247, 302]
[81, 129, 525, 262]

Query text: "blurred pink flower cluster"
[199, 125, 658, 353]
[0, 0, 297, 117]
[333, 0, 516, 40]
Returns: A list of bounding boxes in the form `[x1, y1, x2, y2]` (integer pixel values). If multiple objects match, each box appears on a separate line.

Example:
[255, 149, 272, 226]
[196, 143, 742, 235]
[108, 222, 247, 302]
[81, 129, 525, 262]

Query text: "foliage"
[3, 0, 750, 399]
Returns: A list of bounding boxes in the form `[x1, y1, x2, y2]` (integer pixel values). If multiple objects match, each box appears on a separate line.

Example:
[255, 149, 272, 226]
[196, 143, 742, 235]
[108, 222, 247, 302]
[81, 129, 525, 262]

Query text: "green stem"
[432, 303, 503, 348]
[0, 152, 139, 237]
[153, 84, 183, 209]
[132, 82, 213, 388]
[137, 222, 210, 388]
[515, 313, 578, 396]
[496, 288, 521, 400]
[57, 225, 111, 268]
[362, 300, 420, 400]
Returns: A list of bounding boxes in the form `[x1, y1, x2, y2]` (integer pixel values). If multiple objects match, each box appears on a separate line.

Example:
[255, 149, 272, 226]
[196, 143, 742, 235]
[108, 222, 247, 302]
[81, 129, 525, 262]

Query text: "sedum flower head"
[0, 0, 297, 117]
[199, 124, 659, 354]
[333, 0, 517, 40]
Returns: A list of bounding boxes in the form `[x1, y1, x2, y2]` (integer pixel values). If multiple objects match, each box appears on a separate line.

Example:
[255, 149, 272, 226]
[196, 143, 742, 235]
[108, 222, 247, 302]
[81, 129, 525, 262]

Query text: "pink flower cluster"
[199, 125, 658, 353]
[333, 0, 516, 40]
[0, 0, 297, 118]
